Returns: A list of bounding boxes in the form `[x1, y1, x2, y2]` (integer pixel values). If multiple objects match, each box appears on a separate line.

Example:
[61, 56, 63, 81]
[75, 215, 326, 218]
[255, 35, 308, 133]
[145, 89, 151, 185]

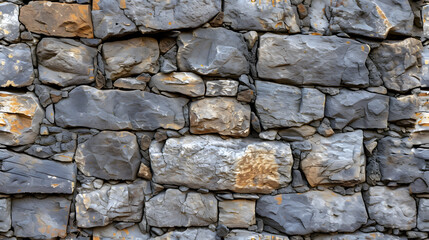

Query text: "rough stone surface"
[19, 2, 94, 38]
[0, 198, 10, 232]
[301, 131, 365, 187]
[150, 135, 293, 193]
[124, 0, 221, 33]
[37, 38, 97, 87]
[103, 37, 159, 80]
[257, 34, 369, 87]
[225, 230, 289, 240]
[0, 44, 34, 87]
[224, 0, 299, 33]
[418, 199, 429, 231]
[313, 232, 404, 240]
[389, 95, 419, 123]
[12, 197, 71, 239]
[205, 80, 239, 96]
[256, 190, 368, 235]
[190, 97, 251, 137]
[153, 228, 216, 240]
[365, 187, 416, 230]
[75, 131, 141, 180]
[0, 3, 19, 42]
[55, 86, 188, 130]
[177, 28, 249, 77]
[325, 89, 389, 129]
[219, 200, 255, 228]
[150, 72, 205, 97]
[145, 189, 217, 227]
[93, 224, 150, 240]
[255, 81, 325, 129]
[113, 77, 146, 90]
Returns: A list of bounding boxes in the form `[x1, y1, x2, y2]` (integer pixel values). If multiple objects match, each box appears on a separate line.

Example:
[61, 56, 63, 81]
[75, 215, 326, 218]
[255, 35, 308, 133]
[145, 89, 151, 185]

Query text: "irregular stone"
[0, 91, 44, 146]
[190, 97, 251, 137]
[370, 38, 422, 92]
[150, 135, 293, 193]
[0, 3, 19, 42]
[309, 0, 330, 34]
[256, 190, 368, 235]
[237, 89, 254, 103]
[418, 199, 429, 231]
[75, 131, 141, 180]
[150, 72, 205, 97]
[37, 38, 97, 87]
[255, 81, 325, 129]
[137, 163, 152, 180]
[103, 37, 159, 80]
[411, 170, 429, 194]
[330, 0, 413, 39]
[225, 230, 289, 240]
[12, 197, 70, 239]
[278, 125, 316, 142]
[219, 200, 255, 228]
[313, 232, 404, 240]
[93, 224, 150, 240]
[224, 0, 299, 33]
[325, 89, 389, 129]
[177, 28, 249, 77]
[259, 130, 278, 141]
[123, 0, 221, 33]
[257, 34, 369, 87]
[301, 131, 365, 187]
[0, 44, 34, 87]
[92, 0, 137, 39]
[146, 189, 217, 228]
[243, 31, 258, 49]
[422, 45, 429, 88]
[113, 77, 146, 90]
[19, 2, 94, 38]
[0, 198, 10, 232]
[389, 95, 418, 123]
[205, 80, 239, 96]
[75, 180, 149, 228]
[153, 228, 216, 240]
[55, 86, 188, 130]
[365, 186, 416, 230]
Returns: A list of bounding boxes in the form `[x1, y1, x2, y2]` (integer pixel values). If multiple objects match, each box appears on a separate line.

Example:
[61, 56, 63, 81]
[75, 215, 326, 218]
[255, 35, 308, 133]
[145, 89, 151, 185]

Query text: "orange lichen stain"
[274, 195, 282, 205]
[275, 22, 283, 28]
[310, 32, 322, 35]
[93, 237, 100, 240]
[119, 0, 126, 9]
[36, 215, 67, 238]
[371, 233, 377, 238]
[92, 0, 100, 10]
[8, 54, 13, 58]
[168, 22, 172, 25]
[346, 41, 350, 44]
[425, 60, 429, 65]
[419, 92, 429, 96]
[123, 229, 130, 235]
[51, 184, 59, 188]
[361, 45, 366, 51]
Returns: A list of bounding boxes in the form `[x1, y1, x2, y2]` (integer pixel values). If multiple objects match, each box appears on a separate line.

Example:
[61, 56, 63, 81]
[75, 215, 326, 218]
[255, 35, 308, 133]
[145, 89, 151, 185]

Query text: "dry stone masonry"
[0, 0, 428, 239]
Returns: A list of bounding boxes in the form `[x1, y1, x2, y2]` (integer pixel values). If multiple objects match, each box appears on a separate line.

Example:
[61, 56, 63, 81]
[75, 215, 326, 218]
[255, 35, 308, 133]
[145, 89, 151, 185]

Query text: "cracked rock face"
[153, 228, 216, 240]
[150, 135, 293, 194]
[145, 189, 218, 228]
[418, 199, 429, 231]
[55, 86, 188, 131]
[255, 81, 325, 129]
[0, 3, 19, 42]
[301, 130, 365, 187]
[190, 97, 251, 137]
[75, 131, 141, 180]
[123, 0, 221, 33]
[0, 198, 11, 232]
[37, 38, 98, 87]
[205, 80, 239, 97]
[0, 44, 34, 88]
[257, 34, 369, 87]
[256, 190, 368, 235]
[150, 72, 205, 97]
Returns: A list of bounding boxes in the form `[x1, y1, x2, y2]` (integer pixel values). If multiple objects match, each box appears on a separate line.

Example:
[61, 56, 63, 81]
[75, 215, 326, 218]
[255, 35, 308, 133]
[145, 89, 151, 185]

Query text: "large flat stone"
[150, 135, 293, 194]
[12, 197, 71, 239]
[325, 89, 389, 129]
[313, 232, 404, 240]
[0, 91, 44, 146]
[149, 72, 205, 97]
[0, 198, 10, 232]
[93, 224, 150, 240]
[123, 0, 221, 33]
[37, 38, 97, 87]
[190, 97, 251, 137]
[0, 43, 34, 88]
[256, 190, 368, 235]
[177, 28, 249, 77]
[153, 228, 216, 240]
[219, 200, 255, 228]
[301, 131, 365, 187]
[257, 34, 369, 87]
[75, 131, 141, 180]
[0, 3, 19, 42]
[418, 199, 429, 231]
[0, 149, 76, 194]
[145, 189, 217, 227]
[55, 86, 188, 131]
[255, 81, 325, 129]
[224, 0, 299, 33]
[225, 230, 289, 240]
[19, 1, 94, 38]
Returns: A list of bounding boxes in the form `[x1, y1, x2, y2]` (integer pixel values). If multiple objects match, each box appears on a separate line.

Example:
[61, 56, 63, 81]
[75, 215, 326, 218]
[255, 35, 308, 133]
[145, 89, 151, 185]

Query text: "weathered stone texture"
[205, 80, 239, 96]
[256, 191, 368, 235]
[150, 135, 293, 193]
[55, 86, 188, 131]
[150, 72, 205, 97]
[0, 3, 19, 42]
[0, 198, 11, 232]
[19, 1, 94, 38]
[313, 232, 404, 240]
[225, 230, 289, 240]
[418, 199, 429, 231]
[219, 200, 255, 228]
[93, 224, 150, 240]
[153, 228, 216, 240]
[257, 34, 369, 87]
[0, 44, 34, 88]
[389, 95, 419, 123]
[113, 77, 147, 90]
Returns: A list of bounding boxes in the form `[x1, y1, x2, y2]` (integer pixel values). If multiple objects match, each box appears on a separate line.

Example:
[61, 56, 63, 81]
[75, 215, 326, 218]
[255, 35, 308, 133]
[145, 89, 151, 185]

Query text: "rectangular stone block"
[418, 198, 429, 231]
[219, 200, 256, 228]
[0, 44, 34, 88]
[0, 198, 11, 232]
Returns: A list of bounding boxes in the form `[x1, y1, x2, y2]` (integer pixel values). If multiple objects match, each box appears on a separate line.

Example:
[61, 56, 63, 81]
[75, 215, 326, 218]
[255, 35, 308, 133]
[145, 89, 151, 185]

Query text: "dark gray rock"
[177, 28, 249, 77]
[224, 0, 299, 33]
[255, 81, 325, 129]
[55, 86, 188, 131]
[225, 230, 289, 240]
[257, 34, 369, 87]
[205, 80, 239, 96]
[153, 228, 216, 240]
[0, 198, 10, 232]
[0, 3, 19, 42]
[256, 190, 367, 235]
[0, 44, 34, 87]
[418, 199, 429, 231]
[325, 89, 389, 129]
[124, 0, 221, 33]
[313, 232, 405, 240]
[93, 224, 150, 240]
[149, 72, 205, 97]
[145, 189, 218, 227]
[389, 95, 419, 123]
[75, 131, 141, 180]
[37, 38, 98, 87]
[278, 125, 316, 142]
[0, 149, 76, 194]
[12, 197, 71, 239]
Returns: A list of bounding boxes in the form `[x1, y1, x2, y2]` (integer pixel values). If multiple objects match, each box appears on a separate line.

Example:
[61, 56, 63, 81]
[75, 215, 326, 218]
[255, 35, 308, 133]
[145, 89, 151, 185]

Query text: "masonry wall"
[0, 0, 429, 239]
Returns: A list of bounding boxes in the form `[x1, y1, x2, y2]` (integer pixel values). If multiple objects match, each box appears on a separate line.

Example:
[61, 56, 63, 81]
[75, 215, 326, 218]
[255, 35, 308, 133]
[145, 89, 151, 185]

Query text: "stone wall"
[0, 0, 428, 239]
